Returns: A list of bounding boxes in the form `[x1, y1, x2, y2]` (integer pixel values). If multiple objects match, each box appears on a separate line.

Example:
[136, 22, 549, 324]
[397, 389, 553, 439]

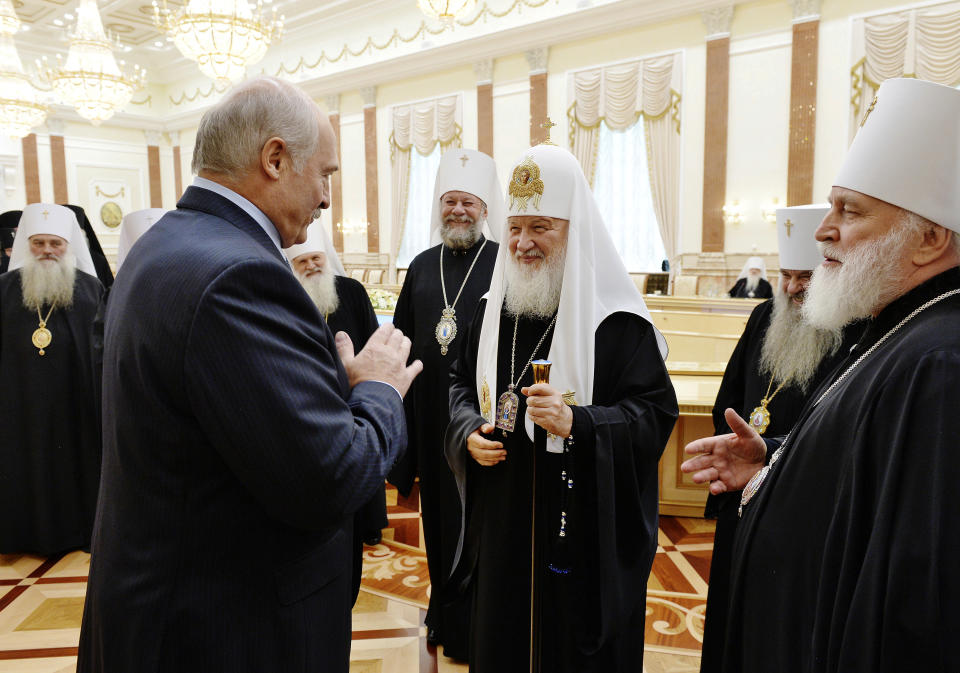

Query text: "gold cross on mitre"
[459, 154, 470, 167]
[41, 209, 49, 220]
[539, 117, 557, 145]
[860, 95, 878, 128]
[784, 218, 793, 237]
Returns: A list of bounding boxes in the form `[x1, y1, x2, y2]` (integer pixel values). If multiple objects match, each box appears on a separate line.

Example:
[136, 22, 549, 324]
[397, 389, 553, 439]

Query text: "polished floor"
[0, 485, 713, 672]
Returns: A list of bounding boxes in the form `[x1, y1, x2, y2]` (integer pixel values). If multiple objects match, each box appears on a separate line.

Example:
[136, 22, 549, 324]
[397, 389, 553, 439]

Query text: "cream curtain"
[567, 52, 682, 262]
[389, 94, 461, 278]
[850, 3, 960, 138]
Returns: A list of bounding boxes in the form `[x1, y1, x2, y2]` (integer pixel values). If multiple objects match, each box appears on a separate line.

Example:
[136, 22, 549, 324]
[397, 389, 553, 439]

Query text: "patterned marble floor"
[0, 486, 712, 672]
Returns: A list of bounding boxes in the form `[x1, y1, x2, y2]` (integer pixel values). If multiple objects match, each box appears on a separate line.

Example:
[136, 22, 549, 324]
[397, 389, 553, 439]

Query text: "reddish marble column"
[787, 18, 819, 207]
[49, 133, 68, 204]
[325, 95, 344, 253]
[362, 87, 380, 254]
[22, 134, 41, 204]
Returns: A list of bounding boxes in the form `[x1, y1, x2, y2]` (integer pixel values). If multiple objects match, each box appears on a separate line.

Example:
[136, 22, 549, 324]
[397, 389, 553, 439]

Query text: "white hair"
[760, 290, 842, 393]
[803, 209, 925, 331]
[192, 76, 321, 179]
[297, 268, 339, 316]
[504, 240, 566, 319]
[21, 251, 76, 310]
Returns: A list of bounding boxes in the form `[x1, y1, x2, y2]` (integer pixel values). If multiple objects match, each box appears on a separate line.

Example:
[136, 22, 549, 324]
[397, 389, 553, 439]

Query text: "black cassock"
[388, 236, 497, 656]
[728, 277, 772, 299]
[324, 275, 387, 604]
[0, 269, 104, 554]
[445, 303, 678, 672]
[724, 267, 960, 673]
[700, 299, 864, 673]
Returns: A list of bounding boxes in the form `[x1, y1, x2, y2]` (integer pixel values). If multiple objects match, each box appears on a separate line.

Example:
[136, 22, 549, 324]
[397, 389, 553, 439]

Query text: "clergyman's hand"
[336, 323, 423, 397]
[521, 383, 573, 438]
[681, 408, 767, 495]
[467, 423, 505, 467]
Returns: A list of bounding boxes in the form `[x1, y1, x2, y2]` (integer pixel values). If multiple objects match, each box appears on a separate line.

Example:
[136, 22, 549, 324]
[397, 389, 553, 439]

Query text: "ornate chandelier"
[0, 0, 48, 138]
[153, 0, 283, 84]
[39, 0, 146, 126]
[417, 0, 477, 27]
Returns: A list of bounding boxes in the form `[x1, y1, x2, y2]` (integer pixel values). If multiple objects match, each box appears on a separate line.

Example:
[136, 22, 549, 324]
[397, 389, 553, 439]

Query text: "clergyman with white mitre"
[684, 77, 960, 673]
[388, 148, 502, 658]
[0, 203, 104, 555]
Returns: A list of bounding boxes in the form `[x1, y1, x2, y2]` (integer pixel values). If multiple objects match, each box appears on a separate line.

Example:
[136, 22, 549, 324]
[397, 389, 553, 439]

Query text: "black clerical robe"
[724, 267, 960, 673]
[728, 277, 772, 299]
[701, 299, 865, 673]
[0, 268, 104, 554]
[65, 205, 114, 289]
[325, 275, 387, 603]
[445, 302, 678, 672]
[389, 236, 497, 656]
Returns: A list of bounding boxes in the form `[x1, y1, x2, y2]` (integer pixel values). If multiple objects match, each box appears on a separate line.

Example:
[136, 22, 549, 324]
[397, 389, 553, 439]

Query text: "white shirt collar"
[191, 176, 285, 259]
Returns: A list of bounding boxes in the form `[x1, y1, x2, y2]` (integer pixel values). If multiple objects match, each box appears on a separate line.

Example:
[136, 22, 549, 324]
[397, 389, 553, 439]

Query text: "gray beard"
[503, 242, 566, 320]
[21, 253, 76, 311]
[802, 214, 919, 332]
[440, 218, 482, 251]
[745, 275, 761, 293]
[298, 270, 340, 316]
[759, 291, 842, 393]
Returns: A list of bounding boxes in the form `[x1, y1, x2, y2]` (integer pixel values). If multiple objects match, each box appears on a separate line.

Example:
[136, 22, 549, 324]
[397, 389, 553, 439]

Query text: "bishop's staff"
[528, 358, 551, 673]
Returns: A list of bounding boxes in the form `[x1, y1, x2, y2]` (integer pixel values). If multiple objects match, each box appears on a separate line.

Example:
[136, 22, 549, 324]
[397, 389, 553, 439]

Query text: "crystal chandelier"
[39, 0, 146, 125]
[417, 0, 477, 27]
[153, 0, 283, 84]
[0, 0, 48, 138]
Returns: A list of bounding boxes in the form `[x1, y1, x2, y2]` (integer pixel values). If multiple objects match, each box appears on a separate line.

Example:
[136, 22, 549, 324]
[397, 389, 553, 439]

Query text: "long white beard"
[440, 216, 482, 251]
[745, 275, 761, 293]
[759, 290, 842, 392]
[21, 252, 77, 311]
[503, 242, 566, 319]
[298, 270, 340, 316]
[802, 215, 919, 331]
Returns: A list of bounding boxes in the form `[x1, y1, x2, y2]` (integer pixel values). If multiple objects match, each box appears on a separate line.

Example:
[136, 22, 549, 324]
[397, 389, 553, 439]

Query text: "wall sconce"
[761, 197, 780, 225]
[336, 219, 368, 236]
[722, 200, 743, 226]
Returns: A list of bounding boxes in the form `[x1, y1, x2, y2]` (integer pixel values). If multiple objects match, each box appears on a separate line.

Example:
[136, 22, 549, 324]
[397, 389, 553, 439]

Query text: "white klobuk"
[475, 143, 666, 453]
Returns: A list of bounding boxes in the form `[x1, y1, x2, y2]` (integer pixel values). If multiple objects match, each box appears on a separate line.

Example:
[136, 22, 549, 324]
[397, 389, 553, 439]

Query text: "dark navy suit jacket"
[77, 187, 406, 673]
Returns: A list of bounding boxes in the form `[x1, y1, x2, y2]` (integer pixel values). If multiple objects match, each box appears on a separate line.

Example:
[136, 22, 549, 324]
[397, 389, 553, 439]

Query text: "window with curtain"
[396, 144, 443, 269]
[591, 119, 666, 273]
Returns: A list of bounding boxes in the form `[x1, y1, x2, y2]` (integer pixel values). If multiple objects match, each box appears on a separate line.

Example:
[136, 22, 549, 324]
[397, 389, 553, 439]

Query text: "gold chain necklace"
[32, 304, 56, 356]
[748, 373, 787, 435]
[436, 240, 488, 355]
[494, 313, 557, 434]
[740, 287, 960, 517]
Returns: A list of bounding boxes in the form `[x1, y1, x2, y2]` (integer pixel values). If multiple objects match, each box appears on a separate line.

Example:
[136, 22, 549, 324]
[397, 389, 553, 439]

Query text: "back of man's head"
[192, 76, 320, 180]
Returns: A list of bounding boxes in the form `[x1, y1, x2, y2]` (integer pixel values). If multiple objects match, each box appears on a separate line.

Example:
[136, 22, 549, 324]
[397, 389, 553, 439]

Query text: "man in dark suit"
[77, 75, 421, 673]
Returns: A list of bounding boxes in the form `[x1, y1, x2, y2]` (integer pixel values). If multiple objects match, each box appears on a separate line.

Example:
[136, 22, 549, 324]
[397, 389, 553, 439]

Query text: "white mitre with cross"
[8, 203, 97, 277]
[429, 148, 503, 245]
[776, 204, 828, 271]
[833, 77, 960, 233]
[118, 208, 169, 269]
